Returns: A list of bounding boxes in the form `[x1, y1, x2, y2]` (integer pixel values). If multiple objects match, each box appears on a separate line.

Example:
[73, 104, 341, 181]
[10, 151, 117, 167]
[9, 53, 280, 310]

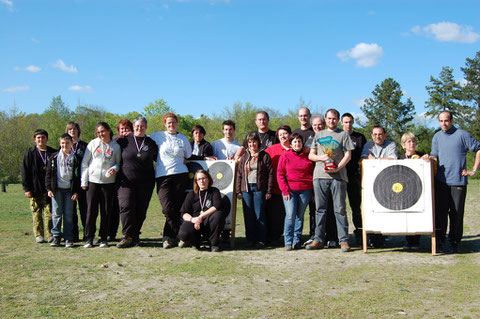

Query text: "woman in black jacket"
[179, 170, 225, 251]
[189, 125, 216, 160]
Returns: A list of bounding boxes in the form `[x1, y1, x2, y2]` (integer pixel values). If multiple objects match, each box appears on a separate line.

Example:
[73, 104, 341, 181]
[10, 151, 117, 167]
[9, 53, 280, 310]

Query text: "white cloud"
[352, 98, 367, 107]
[2, 85, 30, 92]
[1, 0, 13, 8]
[68, 85, 93, 92]
[337, 43, 384, 67]
[14, 65, 41, 72]
[411, 22, 480, 43]
[52, 59, 78, 73]
[458, 78, 468, 87]
[367, 10, 375, 16]
[31, 37, 40, 43]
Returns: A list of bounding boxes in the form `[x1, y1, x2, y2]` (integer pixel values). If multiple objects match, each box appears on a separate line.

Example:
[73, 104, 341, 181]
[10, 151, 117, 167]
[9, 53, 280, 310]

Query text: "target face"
[208, 162, 233, 190]
[373, 165, 422, 211]
[186, 162, 204, 190]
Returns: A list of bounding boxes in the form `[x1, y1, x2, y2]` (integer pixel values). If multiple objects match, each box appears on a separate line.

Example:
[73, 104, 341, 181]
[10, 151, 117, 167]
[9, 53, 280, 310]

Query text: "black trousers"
[85, 182, 115, 241]
[117, 180, 155, 238]
[346, 175, 362, 233]
[435, 181, 467, 244]
[178, 211, 225, 247]
[266, 194, 285, 243]
[72, 188, 87, 240]
[156, 173, 188, 238]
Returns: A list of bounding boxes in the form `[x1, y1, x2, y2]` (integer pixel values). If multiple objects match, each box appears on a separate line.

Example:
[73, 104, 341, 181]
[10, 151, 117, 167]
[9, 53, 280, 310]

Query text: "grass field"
[1, 183, 479, 318]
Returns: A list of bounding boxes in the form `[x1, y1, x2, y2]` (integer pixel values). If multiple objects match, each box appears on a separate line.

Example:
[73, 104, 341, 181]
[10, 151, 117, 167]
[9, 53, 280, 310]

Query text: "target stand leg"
[431, 233, 436, 256]
[362, 229, 368, 253]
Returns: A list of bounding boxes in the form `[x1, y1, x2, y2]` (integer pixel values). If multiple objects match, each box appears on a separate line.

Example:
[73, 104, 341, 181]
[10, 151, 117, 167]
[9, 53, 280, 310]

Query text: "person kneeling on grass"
[178, 170, 226, 252]
[46, 134, 81, 248]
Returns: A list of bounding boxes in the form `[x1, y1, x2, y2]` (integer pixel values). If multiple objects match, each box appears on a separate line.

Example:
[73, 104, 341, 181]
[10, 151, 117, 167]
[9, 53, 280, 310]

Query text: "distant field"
[1, 183, 479, 318]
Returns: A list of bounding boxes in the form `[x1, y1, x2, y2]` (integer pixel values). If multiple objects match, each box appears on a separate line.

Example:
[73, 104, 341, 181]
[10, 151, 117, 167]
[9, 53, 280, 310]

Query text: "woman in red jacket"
[277, 133, 314, 251]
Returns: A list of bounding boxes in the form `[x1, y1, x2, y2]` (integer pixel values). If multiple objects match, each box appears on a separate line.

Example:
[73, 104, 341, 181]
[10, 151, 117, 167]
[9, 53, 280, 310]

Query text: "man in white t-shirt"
[211, 120, 241, 160]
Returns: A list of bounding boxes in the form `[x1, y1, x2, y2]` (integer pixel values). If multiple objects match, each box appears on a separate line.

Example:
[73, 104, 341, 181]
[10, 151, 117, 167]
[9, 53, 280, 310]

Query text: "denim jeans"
[242, 183, 267, 243]
[51, 188, 74, 241]
[313, 178, 349, 244]
[283, 189, 312, 245]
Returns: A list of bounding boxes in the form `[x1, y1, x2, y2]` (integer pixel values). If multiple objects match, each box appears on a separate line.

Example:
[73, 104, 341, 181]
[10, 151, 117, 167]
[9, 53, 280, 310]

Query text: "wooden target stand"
[361, 159, 437, 255]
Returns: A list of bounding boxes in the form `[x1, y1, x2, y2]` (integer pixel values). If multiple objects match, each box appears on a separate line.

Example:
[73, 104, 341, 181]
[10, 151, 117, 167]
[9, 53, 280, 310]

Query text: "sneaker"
[304, 238, 314, 246]
[65, 240, 73, 248]
[211, 245, 221, 252]
[116, 237, 134, 248]
[50, 237, 61, 247]
[293, 242, 302, 250]
[178, 240, 191, 248]
[35, 235, 45, 243]
[47, 236, 54, 243]
[99, 241, 109, 248]
[340, 242, 351, 252]
[163, 237, 173, 249]
[327, 241, 338, 248]
[285, 244, 293, 251]
[83, 239, 93, 248]
[306, 241, 324, 250]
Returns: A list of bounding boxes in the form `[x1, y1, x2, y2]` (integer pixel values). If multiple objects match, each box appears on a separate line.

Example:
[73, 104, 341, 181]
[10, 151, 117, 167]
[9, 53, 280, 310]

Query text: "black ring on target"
[220, 193, 231, 218]
[373, 165, 422, 211]
[208, 162, 233, 190]
[186, 162, 203, 190]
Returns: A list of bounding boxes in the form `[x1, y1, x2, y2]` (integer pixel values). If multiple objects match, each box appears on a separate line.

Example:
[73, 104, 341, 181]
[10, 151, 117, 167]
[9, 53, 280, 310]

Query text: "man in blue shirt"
[430, 111, 480, 253]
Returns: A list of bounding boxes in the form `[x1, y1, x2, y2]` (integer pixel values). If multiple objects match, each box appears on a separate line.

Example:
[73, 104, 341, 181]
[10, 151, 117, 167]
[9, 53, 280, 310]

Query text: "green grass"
[1, 183, 479, 318]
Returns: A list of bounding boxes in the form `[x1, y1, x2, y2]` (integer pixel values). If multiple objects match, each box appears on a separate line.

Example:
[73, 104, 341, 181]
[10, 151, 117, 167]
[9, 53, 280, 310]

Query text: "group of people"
[21, 107, 480, 254]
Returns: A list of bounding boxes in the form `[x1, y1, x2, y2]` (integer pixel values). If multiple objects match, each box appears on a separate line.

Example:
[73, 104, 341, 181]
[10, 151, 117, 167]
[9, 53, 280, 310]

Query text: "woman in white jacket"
[81, 122, 121, 248]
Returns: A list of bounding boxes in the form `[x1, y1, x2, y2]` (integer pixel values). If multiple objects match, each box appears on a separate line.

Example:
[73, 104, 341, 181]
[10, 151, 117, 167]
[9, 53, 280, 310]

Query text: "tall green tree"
[39, 96, 72, 148]
[461, 51, 480, 139]
[143, 99, 173, 119]
[425, 66, 466, 121]
[361, 78, 415, 142]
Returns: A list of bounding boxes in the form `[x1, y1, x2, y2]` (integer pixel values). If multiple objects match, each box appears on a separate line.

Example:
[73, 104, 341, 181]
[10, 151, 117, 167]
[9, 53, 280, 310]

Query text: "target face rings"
[208, 162, 233, 190]
[186, 162, 203, 190]
[373, 165, 422, 211]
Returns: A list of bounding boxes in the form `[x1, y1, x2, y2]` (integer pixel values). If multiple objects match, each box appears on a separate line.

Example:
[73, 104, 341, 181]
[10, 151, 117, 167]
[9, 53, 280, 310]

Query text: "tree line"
[1, 51, 479, 183]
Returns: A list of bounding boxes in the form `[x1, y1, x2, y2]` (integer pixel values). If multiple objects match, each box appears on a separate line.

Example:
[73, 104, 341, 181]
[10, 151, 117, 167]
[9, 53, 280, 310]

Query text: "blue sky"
[1, 0, 479, 122]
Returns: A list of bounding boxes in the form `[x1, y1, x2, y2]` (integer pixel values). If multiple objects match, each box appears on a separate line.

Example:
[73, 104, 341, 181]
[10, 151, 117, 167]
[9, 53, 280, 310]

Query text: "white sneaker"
[65, 240, 73, 248]
[35, 235, 45, 243]
[99, 241, 109, 248]
[83, 241, 93, 248]
[304, 238, 314, 246]
[163, 237, 172, 249]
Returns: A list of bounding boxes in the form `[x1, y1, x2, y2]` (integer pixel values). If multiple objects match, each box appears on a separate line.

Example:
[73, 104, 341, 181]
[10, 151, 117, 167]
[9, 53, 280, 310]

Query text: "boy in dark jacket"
[21, 129, 57, 243]
[46, 134, 81, 247]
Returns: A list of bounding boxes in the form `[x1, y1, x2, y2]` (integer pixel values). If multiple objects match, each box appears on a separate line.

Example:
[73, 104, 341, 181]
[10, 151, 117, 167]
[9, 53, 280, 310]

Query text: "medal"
[37, 147, 47, 170]
[199, 190, 208, 211]
[134, 135, 145, 158]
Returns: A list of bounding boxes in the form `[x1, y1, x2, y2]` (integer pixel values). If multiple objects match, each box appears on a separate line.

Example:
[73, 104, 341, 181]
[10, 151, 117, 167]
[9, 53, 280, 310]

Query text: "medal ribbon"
[36, 147, 47, 166]
[134, 135, 145, 155]
[199, 190, 208, 211]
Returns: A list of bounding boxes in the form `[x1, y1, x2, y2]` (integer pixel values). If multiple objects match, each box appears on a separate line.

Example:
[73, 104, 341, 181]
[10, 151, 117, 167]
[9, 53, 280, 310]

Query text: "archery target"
[373, 165, 423, 211]
[186, 161, 204, 190]
[209, 162, 234, 190]
[362, 160, 434, 234]
[185, 160, 237, 230]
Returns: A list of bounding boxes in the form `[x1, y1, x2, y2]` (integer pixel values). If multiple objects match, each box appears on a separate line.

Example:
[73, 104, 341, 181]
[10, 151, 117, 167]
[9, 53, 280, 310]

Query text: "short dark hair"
[222, 120, 236, 130]
[65, 122, 81, 137]
[325, 108, 340, 119]
[256, 110, 270, 121]
[60, 133, 73, 141]
[372, 125, 385, 134]
[439, 110, 453, 120]
[341, 113, 354, 121]
[245, 131, 261, 144]
[191, 125, 206, 136]
[33, 129, 48, 139]
[276, 125, 292, 136]
[289, 132, 304, 144]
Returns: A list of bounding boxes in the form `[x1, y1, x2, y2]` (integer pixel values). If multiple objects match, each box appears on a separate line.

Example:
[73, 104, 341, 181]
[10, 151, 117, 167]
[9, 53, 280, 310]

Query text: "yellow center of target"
[392, 183, 403, 193]
[189, 172, 194, 179]
[216, 172, 223, 180]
